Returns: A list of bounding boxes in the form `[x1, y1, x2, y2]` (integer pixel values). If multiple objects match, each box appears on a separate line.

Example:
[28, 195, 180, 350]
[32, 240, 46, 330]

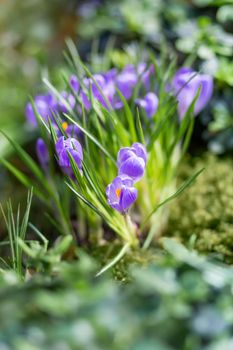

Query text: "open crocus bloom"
[135, 92, 159, 118]
[106, 175, 138, 214]
[117, 143, 147, 183]
[173, 67, 213, 118]
[55, 136, 83, 176]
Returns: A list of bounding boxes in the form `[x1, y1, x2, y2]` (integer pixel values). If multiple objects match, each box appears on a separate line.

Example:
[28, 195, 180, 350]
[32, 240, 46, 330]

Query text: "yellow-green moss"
[167, 155, 233, 263]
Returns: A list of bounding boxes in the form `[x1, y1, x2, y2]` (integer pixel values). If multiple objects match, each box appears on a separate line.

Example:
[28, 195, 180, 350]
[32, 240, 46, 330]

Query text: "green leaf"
[115, 86, 137, 142]
[147, 104, 177, 151]
[65, 182, 106, 220]
[0, 158, 45, 201]
[0, 130, 45, 185]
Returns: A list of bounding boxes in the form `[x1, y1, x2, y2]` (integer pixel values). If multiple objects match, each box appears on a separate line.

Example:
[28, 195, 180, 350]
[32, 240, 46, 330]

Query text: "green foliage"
[0, 189, 33, 278]
[167, 155, 233, 263]
[0, 240, 233, 349]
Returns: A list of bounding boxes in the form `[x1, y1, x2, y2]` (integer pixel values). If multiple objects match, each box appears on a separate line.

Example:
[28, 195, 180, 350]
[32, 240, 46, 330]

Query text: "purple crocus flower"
[135, 92, 159, 118]
[117, 143, 147, 183]
[66, 124, 80, 137]
[137, 63, 154, 89]
[89, 74, 114, 109]
[55, 136, 83, 177]
[103, 68, 118, 83]
[70, 75, 80, 93]
[106, 175, 137, 214]
[57, 91, 76, 113]
[90, 74, 116, 109]
[36, 138, 49, 170]
[77, 74, 116, 111]
[115, 65, 137, 101]
[55, 122, 80, 138]
[173, 67, 213, 118]
[25, 93, 57, 127]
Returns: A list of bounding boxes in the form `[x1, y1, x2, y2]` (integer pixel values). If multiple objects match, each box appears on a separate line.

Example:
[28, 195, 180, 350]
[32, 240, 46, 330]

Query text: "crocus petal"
[135, 92, 158, 118]
[55, 136, 65, 155]
[177, 88, 195, 118]
[80, 90, 91, 111]
[106, 183, 116, 203]
[70, 75, 80, 92]
[131, 143, 147, 164]
[118, 156, 145, 182]
[55, 136, 83, 175]
[173, 67, 213, 118]
[36, 138, 49, 169]
[25, 94, 57, 126]
[119, 175, 134, 187]
[116, 67, 137, 100]
[69, 138, 83, 161]
[58, 149, 70, 167]
[106, 178, 121, 206]
[117, 148, 136, 167]
[110, 202, 122, 213]
[106, 175, 137, 213]
[103, 68, 117, 82]
[137, 63, 154, 89]
[194, 75, 213, 115]
[120, 186, 138, 213]
[66, 125, 81, 137]
[25, 103, 37, 126]
[58, 91, 76, 113]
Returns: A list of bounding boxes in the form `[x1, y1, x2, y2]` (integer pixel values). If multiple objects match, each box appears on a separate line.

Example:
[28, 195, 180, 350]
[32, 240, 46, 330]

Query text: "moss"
[91, 243, 159, 282]
[166, 154, 233, 263]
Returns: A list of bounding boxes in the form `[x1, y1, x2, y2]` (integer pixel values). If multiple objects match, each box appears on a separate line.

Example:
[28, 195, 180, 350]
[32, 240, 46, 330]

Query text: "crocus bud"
[117, 143, 147, 183]
[70, 75, 80, 92]
[55, 136, 83, 177]
[36, 138, 49, 170]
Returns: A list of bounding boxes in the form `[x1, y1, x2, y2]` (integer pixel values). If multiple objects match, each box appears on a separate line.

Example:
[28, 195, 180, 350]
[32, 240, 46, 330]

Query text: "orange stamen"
[62, 122, 68, 131]
[115, 188, 121, 198]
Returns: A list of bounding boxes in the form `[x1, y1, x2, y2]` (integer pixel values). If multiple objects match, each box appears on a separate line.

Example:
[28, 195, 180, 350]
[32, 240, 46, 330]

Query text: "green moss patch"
[167, 155, 233, 263]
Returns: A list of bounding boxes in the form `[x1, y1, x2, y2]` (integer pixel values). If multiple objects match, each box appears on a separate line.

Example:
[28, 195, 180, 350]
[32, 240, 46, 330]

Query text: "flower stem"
[124, 214, 138, 247]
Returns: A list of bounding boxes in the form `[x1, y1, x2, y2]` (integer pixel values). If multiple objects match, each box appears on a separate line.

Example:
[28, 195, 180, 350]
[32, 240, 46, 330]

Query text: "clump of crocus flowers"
[25, 64, 213, 132]
[106, 143, 147, 214]
[16, 55, 216, 269]
[25, 63, 158, 128]
[25, 63, 213, 202]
